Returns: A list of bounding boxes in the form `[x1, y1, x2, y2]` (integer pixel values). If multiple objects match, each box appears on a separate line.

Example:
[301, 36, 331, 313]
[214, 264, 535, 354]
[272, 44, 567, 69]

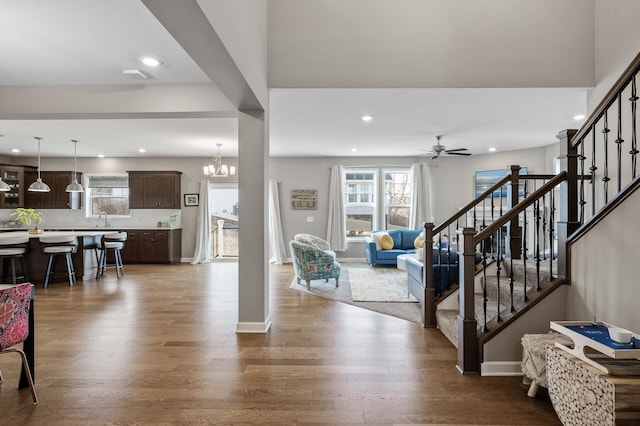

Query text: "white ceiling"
[0, 1, 591, 159]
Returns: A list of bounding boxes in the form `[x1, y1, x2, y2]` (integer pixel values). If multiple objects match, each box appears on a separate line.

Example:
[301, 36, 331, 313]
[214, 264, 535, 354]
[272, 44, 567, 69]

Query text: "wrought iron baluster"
[521, 201, 528, 302]
[579, 138, 586, 225]
[535, 196, 541, 292]
[490, 193, 495, 259]
[616, 93, 624, 192]
[602, 110, 611, 203]
[542, 193, 547, 260]
[481, 242, 488, 333]
[631, 74, 639, 179]
[548, 187, 556, 281]
[590, 126, 597, 217]
[495, 225, 502, 321]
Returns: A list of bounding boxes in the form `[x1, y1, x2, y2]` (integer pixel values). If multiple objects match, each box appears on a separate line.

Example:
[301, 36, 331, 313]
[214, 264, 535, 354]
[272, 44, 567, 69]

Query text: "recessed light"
[362, 115, 373, 122]
[97, 154, 104, 158]
[573, 114, 586, 121]
[138, 148, 146, 153]
[10, 148, 19, 153]
[488, 147, 497, 152]
[141, 56, 162, 67]
[351, 148, 358, 152]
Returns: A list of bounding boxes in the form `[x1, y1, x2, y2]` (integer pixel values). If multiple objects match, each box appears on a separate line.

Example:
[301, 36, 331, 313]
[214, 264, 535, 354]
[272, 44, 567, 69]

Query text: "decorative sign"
[291, 189, 317, 210]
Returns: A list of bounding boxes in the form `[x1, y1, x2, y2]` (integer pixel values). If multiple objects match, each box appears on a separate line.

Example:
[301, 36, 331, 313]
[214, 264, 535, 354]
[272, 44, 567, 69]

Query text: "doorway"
[209, 184, 238, 258]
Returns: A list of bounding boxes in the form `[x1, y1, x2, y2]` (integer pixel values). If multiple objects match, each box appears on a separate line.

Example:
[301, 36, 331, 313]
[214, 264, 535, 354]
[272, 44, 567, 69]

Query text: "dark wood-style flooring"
[0, 262, 561, 425]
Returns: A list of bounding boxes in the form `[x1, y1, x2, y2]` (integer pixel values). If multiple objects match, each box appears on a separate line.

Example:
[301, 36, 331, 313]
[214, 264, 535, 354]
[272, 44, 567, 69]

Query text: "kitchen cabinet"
[121, 228, 181, 264]
[119, 230, 139, 263]
[0, 166, 27, 208]
[24, 171, 82, 209]
[128, 171, 182, 209]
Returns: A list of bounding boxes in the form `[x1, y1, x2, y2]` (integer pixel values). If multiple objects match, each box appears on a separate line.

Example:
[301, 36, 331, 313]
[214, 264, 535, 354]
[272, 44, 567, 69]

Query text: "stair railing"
[457, 172, 567, 374]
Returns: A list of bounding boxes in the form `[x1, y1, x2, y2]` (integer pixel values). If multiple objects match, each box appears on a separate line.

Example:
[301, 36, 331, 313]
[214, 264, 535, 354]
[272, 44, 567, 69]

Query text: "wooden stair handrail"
[570, 51, 640, 147]
[475, 172, 567, 243]
[434, 174, 511, 235]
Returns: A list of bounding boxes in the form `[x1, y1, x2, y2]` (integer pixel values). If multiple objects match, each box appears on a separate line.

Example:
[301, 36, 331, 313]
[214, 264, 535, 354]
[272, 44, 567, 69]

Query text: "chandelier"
[203, 143, 235, 177]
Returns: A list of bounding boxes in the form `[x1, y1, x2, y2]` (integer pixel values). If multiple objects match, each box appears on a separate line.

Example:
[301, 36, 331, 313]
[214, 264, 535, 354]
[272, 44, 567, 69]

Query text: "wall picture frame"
[474, 168, 528, 198]
[184, 193, 199, 207]
[291, 189, 317, 210]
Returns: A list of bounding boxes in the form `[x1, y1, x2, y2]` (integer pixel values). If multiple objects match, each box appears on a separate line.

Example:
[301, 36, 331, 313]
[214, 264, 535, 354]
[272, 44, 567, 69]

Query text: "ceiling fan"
[421, 135, 471, 159]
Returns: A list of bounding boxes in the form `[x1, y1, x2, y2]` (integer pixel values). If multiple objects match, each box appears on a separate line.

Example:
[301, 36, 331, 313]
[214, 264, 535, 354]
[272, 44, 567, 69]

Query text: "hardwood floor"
[0, 262, 561, 425]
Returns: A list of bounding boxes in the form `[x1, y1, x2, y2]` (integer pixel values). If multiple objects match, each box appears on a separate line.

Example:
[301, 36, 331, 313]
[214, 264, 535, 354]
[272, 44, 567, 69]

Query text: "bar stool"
[97, 232, 127, 278]
[39, 235, 78, 287]
[0, 235, 30, 284]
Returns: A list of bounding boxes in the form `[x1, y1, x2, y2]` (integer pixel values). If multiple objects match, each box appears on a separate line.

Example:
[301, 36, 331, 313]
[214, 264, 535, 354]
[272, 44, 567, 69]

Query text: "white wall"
[268, 0, 594, 89]
[591, 0, 640, 111]
[568, 188, 640, 331]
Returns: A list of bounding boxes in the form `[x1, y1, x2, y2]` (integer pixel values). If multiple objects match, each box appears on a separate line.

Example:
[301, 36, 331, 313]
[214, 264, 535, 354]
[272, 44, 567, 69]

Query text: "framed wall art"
[184, 193, 199, 207]
[474, 167, 528, 198]
[291, 189, 317, 210]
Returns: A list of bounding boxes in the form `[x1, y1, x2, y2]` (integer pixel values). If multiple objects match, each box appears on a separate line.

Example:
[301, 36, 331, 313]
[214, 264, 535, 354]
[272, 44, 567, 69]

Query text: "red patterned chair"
[0, 282, 38, 404]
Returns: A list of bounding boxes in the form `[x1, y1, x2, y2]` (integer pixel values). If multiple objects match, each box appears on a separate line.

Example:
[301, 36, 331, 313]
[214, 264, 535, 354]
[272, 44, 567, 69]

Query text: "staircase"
[422, 52, 640, 374]
[436, 258, 554, 348]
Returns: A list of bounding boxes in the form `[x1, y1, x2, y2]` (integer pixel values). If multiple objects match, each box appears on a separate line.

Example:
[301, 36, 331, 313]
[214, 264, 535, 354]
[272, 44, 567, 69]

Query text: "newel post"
[507, 165, 522, 259]
[457, 227, 479, 374]
[556, 129, 580, 280]
[423, 222, 436, 327]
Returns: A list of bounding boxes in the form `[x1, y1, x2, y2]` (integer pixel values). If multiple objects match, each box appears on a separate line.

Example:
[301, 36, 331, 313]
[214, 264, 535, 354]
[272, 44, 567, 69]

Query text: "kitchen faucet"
[98, 211, 110, 227]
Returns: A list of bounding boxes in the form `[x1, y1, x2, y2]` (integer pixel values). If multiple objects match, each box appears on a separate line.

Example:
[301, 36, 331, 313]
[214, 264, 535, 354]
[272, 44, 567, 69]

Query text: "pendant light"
[65, 139, 84, 192]
[28, 136, 51, 192]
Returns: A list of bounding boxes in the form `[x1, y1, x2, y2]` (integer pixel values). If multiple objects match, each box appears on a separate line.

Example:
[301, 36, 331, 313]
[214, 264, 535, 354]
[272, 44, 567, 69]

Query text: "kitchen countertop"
[0, 230, 117, 239]
[0, 226, 182, 232]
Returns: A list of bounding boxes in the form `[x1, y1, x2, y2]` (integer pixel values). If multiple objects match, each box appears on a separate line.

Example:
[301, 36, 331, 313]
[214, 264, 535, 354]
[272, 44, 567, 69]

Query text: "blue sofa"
[364, 229, 422, 266]
[406, 250, 460, 301]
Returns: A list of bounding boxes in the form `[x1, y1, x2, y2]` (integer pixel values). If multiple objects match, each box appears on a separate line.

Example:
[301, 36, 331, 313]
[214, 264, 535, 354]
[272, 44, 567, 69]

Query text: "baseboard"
[236, 315, 272, 333]
[481, 361, 523, 376]
[336, 257, 366, 263]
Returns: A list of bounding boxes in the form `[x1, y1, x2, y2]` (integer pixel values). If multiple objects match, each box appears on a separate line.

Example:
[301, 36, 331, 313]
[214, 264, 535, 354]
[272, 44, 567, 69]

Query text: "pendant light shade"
[28, 137, 51, 192]
[65, 139, 84, 193]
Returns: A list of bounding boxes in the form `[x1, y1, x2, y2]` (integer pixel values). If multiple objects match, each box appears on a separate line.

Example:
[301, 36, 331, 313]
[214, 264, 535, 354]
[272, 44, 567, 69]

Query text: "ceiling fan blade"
[444, 148, 468, 153]
[446, 151, 472, 156]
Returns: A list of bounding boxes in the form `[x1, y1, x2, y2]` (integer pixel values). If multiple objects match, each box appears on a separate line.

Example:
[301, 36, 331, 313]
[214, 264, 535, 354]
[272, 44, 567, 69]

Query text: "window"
[344, 168, 413, 238]
[345, 171, 376, 237]
[384, 170, 412, 230]
[85, 174, 130, 217]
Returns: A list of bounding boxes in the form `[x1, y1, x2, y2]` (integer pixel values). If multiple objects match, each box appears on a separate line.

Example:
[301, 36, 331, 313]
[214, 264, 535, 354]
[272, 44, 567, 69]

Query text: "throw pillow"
[380, 233, 394, 250]
[372, 232, 385, 251]
[414, 234, 424, 249]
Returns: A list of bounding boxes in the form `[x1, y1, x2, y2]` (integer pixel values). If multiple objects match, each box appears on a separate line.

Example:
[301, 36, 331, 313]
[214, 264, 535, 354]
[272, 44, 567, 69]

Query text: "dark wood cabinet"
[128, 171, 181, 209]
[122, 228, 181, 264]
[24, 171, 82, 209]
[0, 166, 27, 208]
[120, 230, 139, 263]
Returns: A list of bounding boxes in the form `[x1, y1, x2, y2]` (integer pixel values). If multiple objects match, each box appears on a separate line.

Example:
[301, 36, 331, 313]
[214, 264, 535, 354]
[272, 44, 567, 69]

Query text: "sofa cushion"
[400, 229, 422, 250]
[377, 249, 413, 260]
[371, 232, 388, 250]
[379, 233, 394, 250]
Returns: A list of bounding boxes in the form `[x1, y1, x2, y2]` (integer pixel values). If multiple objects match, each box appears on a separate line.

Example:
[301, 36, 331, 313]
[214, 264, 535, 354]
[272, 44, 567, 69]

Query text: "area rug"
[347, 266, 417, 302]
[288, 264, 421, 324]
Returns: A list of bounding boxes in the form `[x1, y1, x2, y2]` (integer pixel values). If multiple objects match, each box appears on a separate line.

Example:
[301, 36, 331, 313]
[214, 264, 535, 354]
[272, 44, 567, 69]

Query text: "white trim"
[236, 315, 272, 333]
[480, 361, 523, 376]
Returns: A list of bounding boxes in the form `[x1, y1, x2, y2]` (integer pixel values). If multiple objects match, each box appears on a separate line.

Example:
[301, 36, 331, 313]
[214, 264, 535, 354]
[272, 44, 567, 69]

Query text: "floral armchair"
[293, 233, 335, 257]
[289, 240, 341, 291]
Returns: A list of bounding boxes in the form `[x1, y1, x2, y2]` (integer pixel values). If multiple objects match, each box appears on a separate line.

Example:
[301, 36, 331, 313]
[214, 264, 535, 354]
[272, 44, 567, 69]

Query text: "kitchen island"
[0, 230, 117, 284]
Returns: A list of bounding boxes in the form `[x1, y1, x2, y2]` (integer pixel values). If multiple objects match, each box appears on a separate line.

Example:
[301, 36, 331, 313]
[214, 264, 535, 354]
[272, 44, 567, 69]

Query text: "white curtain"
[191, 180, 212, 264]
[268, 180, 288, 264]
[326, 165, 347, 251]
[409, 163, 432, 230]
